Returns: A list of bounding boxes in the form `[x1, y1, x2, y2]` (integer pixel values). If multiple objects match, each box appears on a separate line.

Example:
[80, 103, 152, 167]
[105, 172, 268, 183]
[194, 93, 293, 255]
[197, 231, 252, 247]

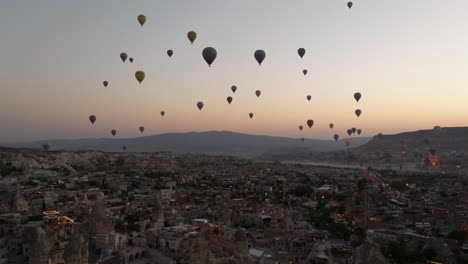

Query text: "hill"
[1, 131, 370, 157]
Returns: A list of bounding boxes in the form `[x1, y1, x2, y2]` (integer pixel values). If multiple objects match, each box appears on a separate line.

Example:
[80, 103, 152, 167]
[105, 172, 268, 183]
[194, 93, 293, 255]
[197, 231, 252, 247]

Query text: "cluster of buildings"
[0, 148, 467, 263]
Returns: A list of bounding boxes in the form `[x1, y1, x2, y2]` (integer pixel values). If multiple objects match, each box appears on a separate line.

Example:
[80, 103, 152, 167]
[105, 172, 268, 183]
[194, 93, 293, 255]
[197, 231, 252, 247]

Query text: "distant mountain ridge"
[1, 131, 370, 157]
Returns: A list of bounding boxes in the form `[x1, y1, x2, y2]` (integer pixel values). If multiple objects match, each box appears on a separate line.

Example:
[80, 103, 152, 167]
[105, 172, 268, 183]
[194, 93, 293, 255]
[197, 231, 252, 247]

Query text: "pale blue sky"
[1, 0, 468, 142]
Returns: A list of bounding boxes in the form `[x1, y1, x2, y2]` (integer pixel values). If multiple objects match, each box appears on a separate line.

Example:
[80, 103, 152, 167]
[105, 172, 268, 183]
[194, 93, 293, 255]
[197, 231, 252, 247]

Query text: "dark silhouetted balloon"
[255, 90, 261, 98]
[111, 130, 116, 136]
[347, 2, 353, 9]
[139, 126, 145, 133]
[89, 115, 96, 124]
[249, 113, 254, 119]
[137, 15, 146, 26]
[160, 111, 165, 116]
[357, 129, 362, 135]
[122, 146, 127, 151]
[307, 95, 311, 101]
[334, 134, 339, 141]
[307, 120, 314, 128]
[254, 50, 266, 65]
[433, 126, 442, 136]
[135, 71, 145, 84]
[103, 81, 108, 87]
[355, 109, 362, 117]
[352, 127, 357, 134]
[197, 101, 204, 111]
[187, 31, 197, 44]
[329, 123, 334, 129]
[120, 53, 128, 63]
[347, 129, 352, 136]
[129, 57, 134, 63]
[202, 47, 217, 67]
[303, 69, 308, 75]
[167, 50, 173, 57]
[301, 138, 305, 142]
[227, 96, 233, 104]
[354, 92, 361, 102]
[298, 48, 306, 58]
[231, 85, 237, 93]
[42, 143, 50, 151]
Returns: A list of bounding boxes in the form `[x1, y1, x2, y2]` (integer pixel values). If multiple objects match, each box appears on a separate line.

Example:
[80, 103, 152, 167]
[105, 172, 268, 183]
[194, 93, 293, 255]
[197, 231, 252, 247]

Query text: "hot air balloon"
[120, 53, 128, 63]
[139, 126, 145, 133]
[301, 138, 305, 142]
[161, 111, 165, 116]
[89, 115, 96, 124]
[202, 47, 217, 67]
[255, 90, 261, 97]
[137, 15, 146, 26]
[254, 50, 266, 65]
[307, 120, 314, 128]
[249, 113, 254, 119]
[329, 123, 334, 129]
[347, 2, 353, 9]
[42, 143, 50, 151]
[347, 129, 352, 136]
[122, 145, 127, 151]
[334, 134, 340, 141]
[298, 48, 306, 58]
[167, 50, 173, 57]
[111, 130, 117, 136]
[129, 57, 134, 63]
[103, 81, 108, 87]
[400, 146, 407, 156]
[227, 96, 233, 104]
[351, 128, 357, 134]
[354, 92, 361, 102]
[455, 157, 464, 169]
[357, 129, 362, 135]
[355, 109, 362, 117]
[377, 133, 383, 139]
[307, 95, 311, 101]
[433, 126, 442, 136]
[299, 126, 304, 131]
[187, 31, 197, 44]
[231, 85, 237, 93]
[135, 71, 145, 84]
[303, 69, 308, 75]
[197, 101, 204, 111]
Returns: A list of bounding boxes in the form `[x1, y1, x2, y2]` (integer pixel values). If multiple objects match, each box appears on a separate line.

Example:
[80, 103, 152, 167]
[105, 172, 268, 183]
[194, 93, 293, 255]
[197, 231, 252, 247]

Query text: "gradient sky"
[1, 0, 468, 142]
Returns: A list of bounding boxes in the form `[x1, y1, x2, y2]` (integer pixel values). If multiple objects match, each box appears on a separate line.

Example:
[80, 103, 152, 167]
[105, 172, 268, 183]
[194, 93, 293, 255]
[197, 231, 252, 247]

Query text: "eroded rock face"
[11, 191, 29, 213]
[352, 241, 389, 264]
[64, 231, 88, 264]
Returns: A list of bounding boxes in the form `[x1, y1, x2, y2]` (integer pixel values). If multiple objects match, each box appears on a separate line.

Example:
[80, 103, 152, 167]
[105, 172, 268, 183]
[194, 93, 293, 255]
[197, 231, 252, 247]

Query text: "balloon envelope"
[329, 123, 334, 129]
[111, 130, 116, 136]
[354, 92, 361, 102]
[307, 120, 314, 128]
[307, 95, 311, 101]
[167, 50, 173, 57]
[137, 15, 146, 26]
[187, 31, 197, 44]
[103, 81, 108, 87]
[298, 48, 306, 58]
[227, 96, 233, 104]
[303, 69, 308, 75]
[255, 90, 261, 97]
[202, 47, 217, 67]
[347, 2, 353, 9]
[120, 53, 128, 63]
[355, 109, 362, 117]
[89, 115, 96, 124]
[299, 126, 303, 131]
[231, 85, 237, 93]
[357, 129, 362, 135]
[129, 58, 134, 63]
[351, 128, 357, 134]
[334, 134, 339, 141]
[347, 129, 352, 136]
[254, 50, 266, 65]
[197, 101, 204, 110]
[139, 126, 145, 133]
[249, 113, 254, 119]
[160, 111, 165, 116]
[135, 71, 145, 84]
